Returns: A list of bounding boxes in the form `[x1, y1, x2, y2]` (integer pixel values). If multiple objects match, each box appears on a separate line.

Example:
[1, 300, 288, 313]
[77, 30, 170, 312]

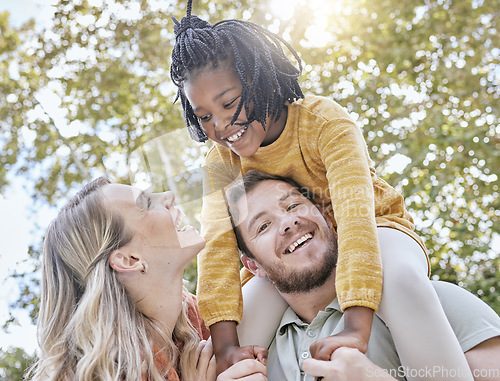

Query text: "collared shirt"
[267, 298, 404, 381]
[267, 282, 500, 381]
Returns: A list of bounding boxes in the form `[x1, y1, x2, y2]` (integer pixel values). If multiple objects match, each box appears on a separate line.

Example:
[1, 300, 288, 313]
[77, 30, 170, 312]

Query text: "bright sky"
[0, 0, 59, 355]
[0, 0, 57, 27]
[0, 185, 53, 354]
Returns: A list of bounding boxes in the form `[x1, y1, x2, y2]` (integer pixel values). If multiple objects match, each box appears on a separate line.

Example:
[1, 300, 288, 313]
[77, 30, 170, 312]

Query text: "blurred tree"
[285, 0, 500, 312]
[1, 0, 264, 327]
[0, 347, 37, 381]
[1, 0, 498, 357]
[0, 11, 37, 190]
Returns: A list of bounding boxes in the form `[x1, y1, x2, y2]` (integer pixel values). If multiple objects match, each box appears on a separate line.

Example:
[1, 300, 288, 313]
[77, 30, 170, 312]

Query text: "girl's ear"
[241, 255, 267, 278]
[109, 250, 143, 274]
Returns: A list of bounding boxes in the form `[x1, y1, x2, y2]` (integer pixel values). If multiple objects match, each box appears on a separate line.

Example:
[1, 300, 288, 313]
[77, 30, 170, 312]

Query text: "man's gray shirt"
[268, 298, 404, 381]
[267, 281, 500, 381]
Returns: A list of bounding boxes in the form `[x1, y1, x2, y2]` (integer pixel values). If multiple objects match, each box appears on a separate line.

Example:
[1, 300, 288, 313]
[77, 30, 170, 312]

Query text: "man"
[226, 170, 500, 381]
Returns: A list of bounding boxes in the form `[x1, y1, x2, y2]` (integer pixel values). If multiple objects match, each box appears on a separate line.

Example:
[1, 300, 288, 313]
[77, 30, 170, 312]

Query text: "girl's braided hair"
[170, 0, 304, 142]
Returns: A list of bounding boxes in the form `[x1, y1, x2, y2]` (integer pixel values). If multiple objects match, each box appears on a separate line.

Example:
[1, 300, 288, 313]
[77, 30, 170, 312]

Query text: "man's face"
[235, 180, 337, 294]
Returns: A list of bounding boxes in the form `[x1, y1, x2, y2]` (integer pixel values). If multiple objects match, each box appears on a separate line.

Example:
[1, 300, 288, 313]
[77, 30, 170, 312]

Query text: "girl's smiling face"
[183, 65, 287, 157]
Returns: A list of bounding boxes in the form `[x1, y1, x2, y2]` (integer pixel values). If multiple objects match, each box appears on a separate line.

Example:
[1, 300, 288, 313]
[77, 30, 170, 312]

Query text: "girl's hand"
[309, 327, 368, 361]
[215, 345, 268, 375]
[310, 306, 373, 361]
[194, 339, 217, 381]
[217, 358, 268, 381]
[303, 347, 395, 381]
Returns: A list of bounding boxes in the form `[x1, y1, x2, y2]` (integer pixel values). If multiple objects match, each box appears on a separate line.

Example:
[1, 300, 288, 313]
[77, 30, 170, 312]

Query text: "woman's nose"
[161, 191, 175, 208]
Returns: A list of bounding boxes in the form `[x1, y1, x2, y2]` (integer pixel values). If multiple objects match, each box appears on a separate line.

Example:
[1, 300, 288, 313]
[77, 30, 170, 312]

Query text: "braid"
[170, 0, 304, 143]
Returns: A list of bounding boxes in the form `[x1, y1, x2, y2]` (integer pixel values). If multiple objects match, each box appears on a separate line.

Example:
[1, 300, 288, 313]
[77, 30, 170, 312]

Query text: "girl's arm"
[198, 150, 244, 325]
[317, 115, 383, 313]
[211, 321, 268, 375]
[309, 306, 374, 360]
[199, 151, 267, 374]
[315, 103, 383, 354]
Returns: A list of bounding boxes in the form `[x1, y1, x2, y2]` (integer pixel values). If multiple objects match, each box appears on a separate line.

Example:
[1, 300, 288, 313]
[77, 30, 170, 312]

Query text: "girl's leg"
[237, 275, 288, 348]
[377, 227, 474, 381]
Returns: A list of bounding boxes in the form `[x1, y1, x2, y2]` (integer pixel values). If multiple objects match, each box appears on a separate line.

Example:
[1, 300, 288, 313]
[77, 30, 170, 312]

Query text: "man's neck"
[280, 271, 337, 324]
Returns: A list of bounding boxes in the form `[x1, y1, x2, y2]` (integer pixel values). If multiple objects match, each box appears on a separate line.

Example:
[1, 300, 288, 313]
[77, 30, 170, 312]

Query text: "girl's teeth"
[227, 131, 242, 142]
[226, 127, 247, 142]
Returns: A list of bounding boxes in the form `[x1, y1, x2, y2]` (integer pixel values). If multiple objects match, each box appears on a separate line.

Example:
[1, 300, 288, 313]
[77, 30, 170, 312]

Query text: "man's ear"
[109, 250, 143, 274]
[241, 254, 267, 278]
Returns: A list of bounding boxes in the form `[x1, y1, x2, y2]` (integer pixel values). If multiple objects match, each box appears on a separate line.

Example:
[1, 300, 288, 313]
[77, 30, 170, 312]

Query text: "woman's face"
[101, 184, 205, 271]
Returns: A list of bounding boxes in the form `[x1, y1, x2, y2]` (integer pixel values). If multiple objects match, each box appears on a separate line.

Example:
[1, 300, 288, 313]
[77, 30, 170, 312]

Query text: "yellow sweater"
[198, 95, 426, 327]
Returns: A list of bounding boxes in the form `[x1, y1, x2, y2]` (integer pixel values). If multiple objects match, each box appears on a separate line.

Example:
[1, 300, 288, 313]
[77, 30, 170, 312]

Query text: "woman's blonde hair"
[29, 176, 201, 380]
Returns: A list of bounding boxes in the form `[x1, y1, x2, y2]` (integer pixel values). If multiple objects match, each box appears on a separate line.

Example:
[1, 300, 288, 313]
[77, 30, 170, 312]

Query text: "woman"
[29, 176, 267, 380]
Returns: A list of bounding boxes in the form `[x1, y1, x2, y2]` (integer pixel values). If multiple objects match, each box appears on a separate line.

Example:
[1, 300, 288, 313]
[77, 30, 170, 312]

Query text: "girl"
[29, 176, 267, 380]
[169, 1, 473, 380]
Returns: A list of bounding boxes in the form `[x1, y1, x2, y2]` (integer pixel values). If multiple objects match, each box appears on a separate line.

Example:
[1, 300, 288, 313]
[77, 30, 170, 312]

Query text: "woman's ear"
[109, 250, 143, 274]
[241, 255, 267, 278]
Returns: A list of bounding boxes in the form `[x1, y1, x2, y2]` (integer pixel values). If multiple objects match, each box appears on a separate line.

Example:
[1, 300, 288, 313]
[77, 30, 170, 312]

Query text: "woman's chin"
[177, 226, 206, 253]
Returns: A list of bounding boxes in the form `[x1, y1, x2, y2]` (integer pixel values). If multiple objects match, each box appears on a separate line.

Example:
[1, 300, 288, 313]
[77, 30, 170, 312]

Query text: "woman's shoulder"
[183, 292, 210, 340]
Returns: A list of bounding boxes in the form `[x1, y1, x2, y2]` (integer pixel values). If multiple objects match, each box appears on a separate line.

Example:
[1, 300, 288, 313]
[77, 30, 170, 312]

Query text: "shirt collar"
[277, 298, 341, 335]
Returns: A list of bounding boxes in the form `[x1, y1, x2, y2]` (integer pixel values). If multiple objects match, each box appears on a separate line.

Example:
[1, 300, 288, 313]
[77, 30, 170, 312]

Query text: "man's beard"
[265, 232, 338, 294]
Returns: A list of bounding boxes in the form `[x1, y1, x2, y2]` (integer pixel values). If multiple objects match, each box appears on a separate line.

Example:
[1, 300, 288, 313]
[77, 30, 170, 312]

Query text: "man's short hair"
[225, 170, 316, 259]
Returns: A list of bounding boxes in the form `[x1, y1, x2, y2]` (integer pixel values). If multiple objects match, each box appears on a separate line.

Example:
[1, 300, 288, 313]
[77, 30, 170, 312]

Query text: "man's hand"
[215, 345, 268, 376]
[303, 347, 396, 381]
[217, 358, 268, 381]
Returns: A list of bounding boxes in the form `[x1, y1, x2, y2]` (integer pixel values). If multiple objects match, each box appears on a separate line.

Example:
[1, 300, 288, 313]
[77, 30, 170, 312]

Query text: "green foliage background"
[0, 0, 498, 374]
